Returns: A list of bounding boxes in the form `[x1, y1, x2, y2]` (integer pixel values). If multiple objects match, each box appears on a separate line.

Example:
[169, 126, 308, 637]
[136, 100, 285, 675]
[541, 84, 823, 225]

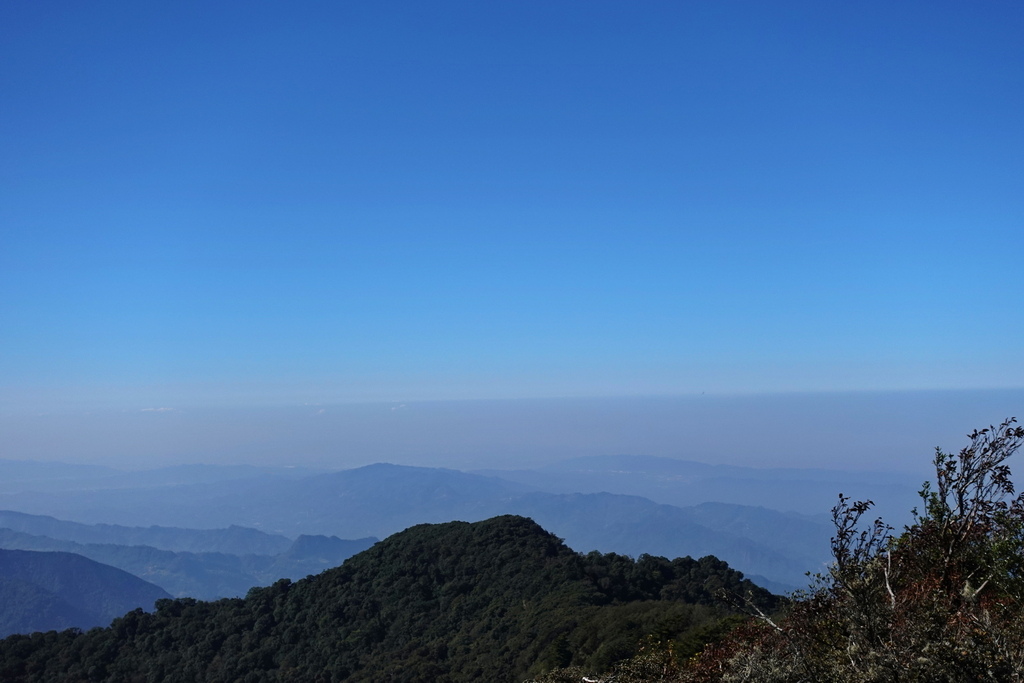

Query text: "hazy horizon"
[3, 2, 1023, 473]
[2, 388, 1019, 476]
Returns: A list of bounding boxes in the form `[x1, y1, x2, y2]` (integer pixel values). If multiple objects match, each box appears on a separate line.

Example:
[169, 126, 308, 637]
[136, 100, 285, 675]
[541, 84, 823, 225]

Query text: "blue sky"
[2, 0, 1023, 418]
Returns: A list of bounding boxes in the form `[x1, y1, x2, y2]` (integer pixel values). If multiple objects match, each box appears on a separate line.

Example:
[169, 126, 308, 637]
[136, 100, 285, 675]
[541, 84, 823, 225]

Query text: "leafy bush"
[539, 419, 1024, 683]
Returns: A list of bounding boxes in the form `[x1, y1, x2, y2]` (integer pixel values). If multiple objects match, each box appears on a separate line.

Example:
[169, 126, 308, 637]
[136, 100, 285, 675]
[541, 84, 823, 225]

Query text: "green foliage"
[769, 418, 1024, 682]
[538, 418, 1024, 682]
[0, 515, 773, 682]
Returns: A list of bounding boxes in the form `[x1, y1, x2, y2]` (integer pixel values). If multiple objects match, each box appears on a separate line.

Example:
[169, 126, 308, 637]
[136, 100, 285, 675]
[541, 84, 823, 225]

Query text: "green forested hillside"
[530, 420, 1024, 682]
[0, 515, 776, 682]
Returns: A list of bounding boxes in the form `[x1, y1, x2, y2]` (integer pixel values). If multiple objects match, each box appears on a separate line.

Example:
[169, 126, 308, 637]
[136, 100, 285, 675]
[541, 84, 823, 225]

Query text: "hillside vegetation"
[533, 419, 1024, 682]
[0, 515, 775, 682]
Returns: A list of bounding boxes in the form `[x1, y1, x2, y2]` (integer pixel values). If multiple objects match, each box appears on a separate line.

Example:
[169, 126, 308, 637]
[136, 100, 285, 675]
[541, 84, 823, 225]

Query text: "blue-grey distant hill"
[0, 509, 292, 555]
[0, 463, 834, 589]
[0, 549, 170, 637]
[474, 454, 921, 524]
[0, 515, 377, 600]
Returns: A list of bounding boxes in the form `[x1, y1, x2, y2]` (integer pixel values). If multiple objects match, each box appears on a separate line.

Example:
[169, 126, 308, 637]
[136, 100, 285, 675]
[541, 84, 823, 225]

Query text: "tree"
[534, 418, 1024, 682]
[715, 418, 1024, 682]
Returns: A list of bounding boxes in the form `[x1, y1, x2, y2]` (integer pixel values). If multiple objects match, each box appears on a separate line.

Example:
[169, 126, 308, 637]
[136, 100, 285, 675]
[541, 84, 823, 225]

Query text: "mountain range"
[0, 509, 377, 601]
[0, 450, 931, 657]
[0, 454, 921, 592]
[0, 515, 778, 682]
[0, 462, 839, 590]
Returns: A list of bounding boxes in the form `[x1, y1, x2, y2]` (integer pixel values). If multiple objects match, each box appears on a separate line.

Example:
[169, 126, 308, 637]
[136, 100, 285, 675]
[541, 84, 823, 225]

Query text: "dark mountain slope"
[0, 577, 97, 637]
[0, 515, 777, 683]
[0, 549, 170, 637]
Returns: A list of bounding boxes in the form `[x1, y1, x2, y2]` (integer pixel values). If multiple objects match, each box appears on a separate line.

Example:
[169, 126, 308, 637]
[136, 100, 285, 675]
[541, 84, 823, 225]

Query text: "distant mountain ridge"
[0, 462, 835, 589]
[0, 514, 378, 600]
[474, 453, 922, 523]
[0, 510, 292, 555]
[0, 454, 923, 590]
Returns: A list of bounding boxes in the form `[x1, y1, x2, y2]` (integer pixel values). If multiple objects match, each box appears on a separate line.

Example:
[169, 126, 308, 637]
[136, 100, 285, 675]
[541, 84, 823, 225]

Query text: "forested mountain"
[0, 515, 777, 682]
[0, 549, 170, 638]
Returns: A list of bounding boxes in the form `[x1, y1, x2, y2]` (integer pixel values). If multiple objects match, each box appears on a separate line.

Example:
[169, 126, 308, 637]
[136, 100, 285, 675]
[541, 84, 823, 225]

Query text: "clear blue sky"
[2, 0, 1023, 415]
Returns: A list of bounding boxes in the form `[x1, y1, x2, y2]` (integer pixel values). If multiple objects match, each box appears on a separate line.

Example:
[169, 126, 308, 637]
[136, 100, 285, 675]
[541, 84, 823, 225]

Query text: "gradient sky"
[2, 1, 1023, 419]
